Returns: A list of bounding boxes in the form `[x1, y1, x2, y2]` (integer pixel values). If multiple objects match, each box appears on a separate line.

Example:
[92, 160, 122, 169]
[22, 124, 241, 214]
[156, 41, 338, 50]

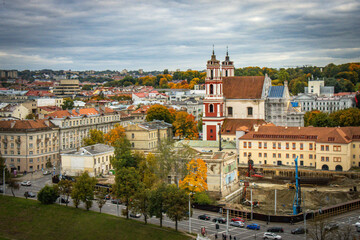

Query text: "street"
[3, 174, 360, 240]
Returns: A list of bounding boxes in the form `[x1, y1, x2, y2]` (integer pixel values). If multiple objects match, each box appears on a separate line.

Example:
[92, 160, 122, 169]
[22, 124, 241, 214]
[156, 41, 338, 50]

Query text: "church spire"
[226, 46, 228, 56]
[212, 44, 215, 55]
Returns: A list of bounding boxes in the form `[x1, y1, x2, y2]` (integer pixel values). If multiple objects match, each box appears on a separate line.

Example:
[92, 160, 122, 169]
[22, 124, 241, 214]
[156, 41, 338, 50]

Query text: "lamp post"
[3, 159, 6, 196]
[189, 192, 191, 234]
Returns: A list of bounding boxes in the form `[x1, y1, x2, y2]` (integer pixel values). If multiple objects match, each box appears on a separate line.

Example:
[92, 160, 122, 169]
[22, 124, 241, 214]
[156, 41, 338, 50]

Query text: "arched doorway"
[322, 165, 329, 171]
[335, 165, 343, 171]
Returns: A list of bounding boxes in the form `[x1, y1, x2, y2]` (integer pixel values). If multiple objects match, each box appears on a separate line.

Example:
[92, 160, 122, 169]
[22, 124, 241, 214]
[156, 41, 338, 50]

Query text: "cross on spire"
[212, 44, 215, 55]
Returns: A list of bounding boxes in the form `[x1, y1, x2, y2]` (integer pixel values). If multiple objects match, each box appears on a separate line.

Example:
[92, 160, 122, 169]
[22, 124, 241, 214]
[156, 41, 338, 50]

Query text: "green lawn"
[0, 196, 192, 240]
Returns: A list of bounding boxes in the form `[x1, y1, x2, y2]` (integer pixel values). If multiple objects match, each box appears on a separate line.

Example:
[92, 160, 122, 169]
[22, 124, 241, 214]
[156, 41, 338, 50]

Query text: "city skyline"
[0, 0, 359, 71]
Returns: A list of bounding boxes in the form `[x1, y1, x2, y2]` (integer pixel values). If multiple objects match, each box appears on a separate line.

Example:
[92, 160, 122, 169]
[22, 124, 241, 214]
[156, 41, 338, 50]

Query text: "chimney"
[44, 120, 50, 126]
[75, 108, 80, 114]
[254, 125, 259, 132]
[10, 121, 16, 128]
[91, 145, 95, 150]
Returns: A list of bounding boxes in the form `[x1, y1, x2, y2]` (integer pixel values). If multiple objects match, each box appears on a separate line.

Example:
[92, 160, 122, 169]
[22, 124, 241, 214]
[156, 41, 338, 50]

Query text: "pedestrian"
[229, 235, 232, 240]
[234, 237, 236, 240]
[215, 233, 218, 239]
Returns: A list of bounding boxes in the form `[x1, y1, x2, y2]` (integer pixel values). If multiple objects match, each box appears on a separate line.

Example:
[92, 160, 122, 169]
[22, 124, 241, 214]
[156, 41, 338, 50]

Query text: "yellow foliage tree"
[104, 124, 125, 146]
[172, 111, 199, 140]
[179, 158, 208, 193]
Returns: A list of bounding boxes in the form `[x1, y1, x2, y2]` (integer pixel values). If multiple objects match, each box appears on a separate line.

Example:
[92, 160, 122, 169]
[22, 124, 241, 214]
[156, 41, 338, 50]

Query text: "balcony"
[15, 138, 21, 144]
[2, 138, 8, 144]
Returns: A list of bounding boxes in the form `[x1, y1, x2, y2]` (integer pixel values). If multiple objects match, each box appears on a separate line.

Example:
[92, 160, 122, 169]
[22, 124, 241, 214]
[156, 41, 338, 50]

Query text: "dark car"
[111, 198, 121, 204]
[267, 227, 284, 233]
[291, 227, 307, 234]
[24, 191, 35, 198]
[198, 214, 211, 220]
[325, 223, 339, 231]
[59, 197, 70, 204]
[212, 217, 226, 223]
[0, 187, 3, 193]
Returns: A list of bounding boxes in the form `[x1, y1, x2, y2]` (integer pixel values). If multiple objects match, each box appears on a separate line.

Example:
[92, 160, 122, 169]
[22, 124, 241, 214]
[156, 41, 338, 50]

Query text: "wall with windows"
[225, 99, 265, 119]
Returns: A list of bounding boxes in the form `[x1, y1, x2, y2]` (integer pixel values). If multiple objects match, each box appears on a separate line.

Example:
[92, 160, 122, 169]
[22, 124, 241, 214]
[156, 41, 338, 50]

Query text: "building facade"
[53, 79, 80, 97]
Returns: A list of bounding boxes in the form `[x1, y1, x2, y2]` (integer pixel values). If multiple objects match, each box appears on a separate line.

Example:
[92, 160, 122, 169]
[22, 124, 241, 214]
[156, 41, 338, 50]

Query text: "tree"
[146, 104, 174, 124]
[0, 156, 10, 183]
[57, 180, 72, 206]
[37, 185, 59, 204]
[25, 113, 36, 119]
[172, 111, 199, 139]
[138, 153, 159, 189]
[104, 124, 125, 146]
[193, 191, 212, 205]
[330, 108, 360, 127]
[95, 188, 107, 213]
[179, 158, 208, 193]
[82, 85, 93, 90]
[46, 158, 52, 168]
[71, 172, 96, 210]
[131, 185, 150, 224]
[149, 183, 168, 227]
[197, 113, 203, 133]
[113, 167, 140, 219]
[61, 98, 74, 110]
[164, 184, 188, 231]
[71, 187, 81, 208]
[8, 178, 20, 197]
[83, 129, 104, 146]
[111, 137, 138, 170]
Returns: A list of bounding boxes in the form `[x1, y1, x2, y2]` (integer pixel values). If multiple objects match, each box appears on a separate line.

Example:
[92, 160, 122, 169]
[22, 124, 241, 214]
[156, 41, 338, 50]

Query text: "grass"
[0, 196, 191, 240]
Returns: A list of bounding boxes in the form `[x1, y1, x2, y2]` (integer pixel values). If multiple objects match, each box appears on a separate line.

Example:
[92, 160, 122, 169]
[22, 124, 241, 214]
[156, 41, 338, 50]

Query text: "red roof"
[0, 119, 56, 130]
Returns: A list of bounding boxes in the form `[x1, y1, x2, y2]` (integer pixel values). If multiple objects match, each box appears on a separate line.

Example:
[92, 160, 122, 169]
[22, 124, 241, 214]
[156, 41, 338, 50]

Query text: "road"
[3, 175, 360, 240]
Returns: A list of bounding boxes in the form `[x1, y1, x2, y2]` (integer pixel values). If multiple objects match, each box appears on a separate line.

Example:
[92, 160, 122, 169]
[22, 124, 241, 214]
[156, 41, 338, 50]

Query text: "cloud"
[0, 0, 359, 70]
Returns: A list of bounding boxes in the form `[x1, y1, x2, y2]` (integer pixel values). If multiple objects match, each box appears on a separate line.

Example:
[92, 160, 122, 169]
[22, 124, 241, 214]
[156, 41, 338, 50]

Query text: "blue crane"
[293, 156, 302, 215]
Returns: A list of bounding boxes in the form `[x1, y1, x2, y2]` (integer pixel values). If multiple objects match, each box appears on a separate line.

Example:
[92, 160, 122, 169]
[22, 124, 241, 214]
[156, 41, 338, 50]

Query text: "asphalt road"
[3, 175, 360, 240]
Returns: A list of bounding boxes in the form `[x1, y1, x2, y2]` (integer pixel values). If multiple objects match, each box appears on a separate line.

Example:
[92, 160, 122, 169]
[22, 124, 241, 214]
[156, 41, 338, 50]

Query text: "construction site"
[221, 154, 360, 218]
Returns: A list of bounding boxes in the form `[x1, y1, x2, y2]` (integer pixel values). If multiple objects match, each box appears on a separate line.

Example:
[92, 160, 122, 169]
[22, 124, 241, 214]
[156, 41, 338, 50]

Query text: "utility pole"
[189, 193, 191, 234]
[2, 159, 5, 196]
[251, 188, 253, 220]
[304, 191, 307, 240]
[275, 189, 277, 215]
[226, 209, 229, 235]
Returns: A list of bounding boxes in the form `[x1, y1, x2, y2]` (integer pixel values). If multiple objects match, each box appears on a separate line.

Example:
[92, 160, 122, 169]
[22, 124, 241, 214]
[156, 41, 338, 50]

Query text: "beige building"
[239, 126, 360, 171]
[61, 144, 114, 177]
[0, 103, 29, 120]
[125, 120, 173, 151]
[0, 119, 60, 172]
[53, 79, 80, 97]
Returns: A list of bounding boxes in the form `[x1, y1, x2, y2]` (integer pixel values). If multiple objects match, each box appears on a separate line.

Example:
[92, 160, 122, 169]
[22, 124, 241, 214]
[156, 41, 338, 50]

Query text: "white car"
[355, 222, 360, 228]
[230, 221, 245, 227]
[21, 181, 31, 186]
[263, 232, 282, 240]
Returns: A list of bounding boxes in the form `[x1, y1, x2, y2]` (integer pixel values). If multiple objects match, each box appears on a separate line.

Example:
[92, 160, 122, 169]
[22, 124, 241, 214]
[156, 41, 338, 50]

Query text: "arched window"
[335, 165, 343, 171]
[321, 164, 329, 171]
[210, 70, 214, 79]
[225, 70, 228, 77]
[210, 84, 214, 95]
[209, 104, 214, 113]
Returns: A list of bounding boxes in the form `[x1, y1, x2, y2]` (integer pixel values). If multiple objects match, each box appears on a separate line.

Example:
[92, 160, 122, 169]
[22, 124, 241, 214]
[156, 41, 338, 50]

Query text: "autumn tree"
[172, 111, 199, 140]
[179, 158, 208, 193]
[83, 129, 104, 146]
[138, 152, 159, 189]
[145, 104, 174, 123]
[164, 184, 188, 231]
[131, 185, 150, 224]
[104, 124, 125, 146]
[330, 108, 360, 126]
[113, 167, 140, 219]
[57, 179, 73, 206]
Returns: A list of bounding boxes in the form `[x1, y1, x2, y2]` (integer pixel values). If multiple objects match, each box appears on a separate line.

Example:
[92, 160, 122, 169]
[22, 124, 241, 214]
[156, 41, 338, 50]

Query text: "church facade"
[202, 49, 303, 141]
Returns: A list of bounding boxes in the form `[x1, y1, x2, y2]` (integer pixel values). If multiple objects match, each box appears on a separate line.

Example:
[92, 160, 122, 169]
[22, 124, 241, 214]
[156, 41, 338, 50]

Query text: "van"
[267, 227, 284, 233]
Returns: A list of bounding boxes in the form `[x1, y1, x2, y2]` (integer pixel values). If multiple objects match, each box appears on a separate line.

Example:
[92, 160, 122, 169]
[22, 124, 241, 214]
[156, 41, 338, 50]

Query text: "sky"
[0, 0, 359, 71]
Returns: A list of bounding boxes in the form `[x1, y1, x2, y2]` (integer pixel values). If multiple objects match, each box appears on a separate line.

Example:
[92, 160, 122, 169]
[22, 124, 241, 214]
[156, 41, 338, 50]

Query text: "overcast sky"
[0, 0, 359, 71]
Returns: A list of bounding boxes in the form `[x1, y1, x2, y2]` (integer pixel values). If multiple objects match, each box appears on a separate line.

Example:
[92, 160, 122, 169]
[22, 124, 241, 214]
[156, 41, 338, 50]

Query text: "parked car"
[21, 181, 31, 186]
[291, 227, 307, 234]
[355, 222, 360, 228]
[43, 171, 51, 175]
[357, 226, 360, 232]
[325, 223, 339, 231]
[111, 198, 121, 204]
[231, 217, 245, 222]
[230, 221, 245, 228]
[58, 197, 70, 204]
[130, 212, 141, 218]
[263, 232, 282, 239]
[0, 187, 3, 193]
[246, 223, 260, 230]
[104, 194, 111, 200]
[198, 214, 211, 220]
[212, 217, 226, 223]
[267, 227, 284, 233]
[24, 191, 35, 198]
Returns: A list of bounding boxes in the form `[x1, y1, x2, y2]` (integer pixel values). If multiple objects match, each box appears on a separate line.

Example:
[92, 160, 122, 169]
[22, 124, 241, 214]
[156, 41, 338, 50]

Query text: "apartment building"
[124, 120, 173, 151]
[0, 103, 30, 120]
[53, 79, 80, 97]
[61, 144, 114, 177]
[46, 107, 133, 152]
[239, 126, 360, 171]
[0, 120, 60, 172]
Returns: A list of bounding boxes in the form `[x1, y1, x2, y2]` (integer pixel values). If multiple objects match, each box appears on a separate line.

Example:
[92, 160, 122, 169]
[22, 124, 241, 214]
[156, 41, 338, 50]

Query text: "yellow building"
[61, 144, 114, 177]
[124, 120, 173, 151]
[239, 126, 360, 171]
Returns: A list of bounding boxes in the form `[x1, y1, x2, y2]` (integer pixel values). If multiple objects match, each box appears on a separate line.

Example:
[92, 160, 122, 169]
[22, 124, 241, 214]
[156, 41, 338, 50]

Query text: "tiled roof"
[38, 106, 62, 112]
[239, 126, 360, 144]
[64, 143, 114, 156]
[175, 140, 236, 149]
[223, 76, 265, 99]
[132, 105, 151, 114]
[0, 119, 56, 131]
[221, 118, 269, 135]
[268, 86, 284, 98]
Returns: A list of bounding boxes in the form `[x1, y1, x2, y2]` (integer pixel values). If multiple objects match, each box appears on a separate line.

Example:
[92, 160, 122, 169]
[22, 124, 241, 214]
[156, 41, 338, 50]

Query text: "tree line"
[304, 108, 360, 127]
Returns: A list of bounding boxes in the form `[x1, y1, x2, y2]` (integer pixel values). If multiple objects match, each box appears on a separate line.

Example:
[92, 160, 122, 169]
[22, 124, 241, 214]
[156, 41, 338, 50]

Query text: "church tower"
[221, 47, 234, 77]
[202, 47, 225, 141]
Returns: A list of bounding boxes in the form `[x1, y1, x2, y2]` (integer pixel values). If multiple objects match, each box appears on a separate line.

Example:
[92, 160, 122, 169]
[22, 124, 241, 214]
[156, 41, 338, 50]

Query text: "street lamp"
[188, 183, 193, 234]
[3, 159, 6, 196]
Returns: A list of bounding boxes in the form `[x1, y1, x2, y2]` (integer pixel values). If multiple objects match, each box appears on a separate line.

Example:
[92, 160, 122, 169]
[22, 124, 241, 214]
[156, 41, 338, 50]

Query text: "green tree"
[25, 113, 36, 119]
[61, 98, 74, 110]
[8, 178, 20, 197]
[111, 137, 139, 170]
[278, 69, 290, 84]
[131, 185, 150, 224]
[57, 180, 72, 206]
[146, 105, 174, 123]
[193, 191, 212, 205]
[330, 108, 360, 127]
[37, 185, 59, 204]
[0, 156, 10, 182]
[311, 112, 332, 127]
[138, 152, 159, 189]
[113, 167, 140, 219]
[149, 183, 168, 227]
[82, 85, 93, 90]
[95, 188, 107, 213]
[71, 172, 97, 210]
[164, 184, 188, 231]
[83, 129, 104, 146]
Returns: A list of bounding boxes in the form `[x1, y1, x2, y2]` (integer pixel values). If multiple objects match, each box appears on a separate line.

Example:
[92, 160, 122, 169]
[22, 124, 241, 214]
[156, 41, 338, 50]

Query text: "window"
[244, 152, 247, 157]
[300, 154, 303, 159]
[29, 136, 33, 140]
[243, 142, 247, 148]
[321, 156, 325, 161]
[209, 104, 214, 113]
[292, 154, 296, 158]
[247, 107, 253, 116]
[272, 153, 276, 158]
[286, 154, 289, 158]
[309, 154, 313, 159]
[325, 145, 329, 151]
[29, 151, 33, 155]
[131, 143, 135, 148]
[353, 155, 356, 159]
[300, 143, 303, 150]
[278, 143, 281, 149]
[333, 145, 341, 151]
[326, 157, 329, 162]
[228, 107, 233, 117]
[264, 142, 267, 149]
[278, 153, 281, 158]
[258, 142, 262, 148]
[309, 143, 313, 150]
[353, 144, 356, 148]
[259, 153, 262, 157]
[334, 157, 341, 162]
[210, 84, 214, 94]
[273, 142, 276, 149]
[94, 159, 96, 165]
[29, 158, 33, 163]
[264, 153, 267, 158]
[292, 143, 296, 149]
[321, 145, 324, 151]
[210, 70, 214, 80]
[286, 143, 289, 149]
[132, 133, 135, 139]
[248, 142, 252, 148]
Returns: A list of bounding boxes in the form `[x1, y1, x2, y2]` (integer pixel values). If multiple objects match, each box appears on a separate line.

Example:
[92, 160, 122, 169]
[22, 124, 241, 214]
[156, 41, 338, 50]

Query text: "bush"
[37, 185, 58, 204]
[193, 192, 213, 205]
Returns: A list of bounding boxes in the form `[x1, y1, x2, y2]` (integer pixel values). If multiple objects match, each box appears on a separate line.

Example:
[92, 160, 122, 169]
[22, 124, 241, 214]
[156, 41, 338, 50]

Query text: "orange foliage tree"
[179, 158, 208, 193]
[104, 124, 126, 146]
[172, 111, 199, 140]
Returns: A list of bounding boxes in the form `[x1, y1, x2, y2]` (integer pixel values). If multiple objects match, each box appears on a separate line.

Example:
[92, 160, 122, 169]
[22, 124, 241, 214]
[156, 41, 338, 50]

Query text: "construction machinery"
[293, 156, 302, 215]
[246, 153, 263, 178]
